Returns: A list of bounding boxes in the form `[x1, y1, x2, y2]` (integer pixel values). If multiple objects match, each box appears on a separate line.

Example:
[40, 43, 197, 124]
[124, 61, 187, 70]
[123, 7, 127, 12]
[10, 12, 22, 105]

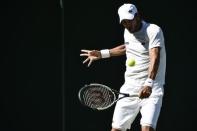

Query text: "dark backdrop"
[2, 0, 197, 131]
[2, 0, 62, 131]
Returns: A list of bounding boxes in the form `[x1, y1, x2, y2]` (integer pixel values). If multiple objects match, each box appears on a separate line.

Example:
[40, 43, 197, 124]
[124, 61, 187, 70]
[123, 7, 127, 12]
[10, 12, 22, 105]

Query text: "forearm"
[148, 47, 160, 80]
[141, 47, 160, 97]
[109, 44, 126, 57]
[80, 44, 125, 67]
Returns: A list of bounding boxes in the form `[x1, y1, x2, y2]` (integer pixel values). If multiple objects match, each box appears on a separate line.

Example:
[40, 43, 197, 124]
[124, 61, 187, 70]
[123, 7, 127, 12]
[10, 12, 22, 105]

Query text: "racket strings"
[82, 85, 115, 109]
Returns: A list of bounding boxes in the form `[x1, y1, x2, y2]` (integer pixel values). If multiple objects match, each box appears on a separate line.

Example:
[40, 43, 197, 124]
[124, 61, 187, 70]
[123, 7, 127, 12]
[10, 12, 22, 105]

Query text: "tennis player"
[80, 3, 166, 131]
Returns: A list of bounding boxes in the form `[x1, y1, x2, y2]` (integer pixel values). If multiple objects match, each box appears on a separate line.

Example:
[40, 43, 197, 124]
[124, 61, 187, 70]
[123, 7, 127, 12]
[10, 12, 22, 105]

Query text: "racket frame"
[78, 83, 139, 110]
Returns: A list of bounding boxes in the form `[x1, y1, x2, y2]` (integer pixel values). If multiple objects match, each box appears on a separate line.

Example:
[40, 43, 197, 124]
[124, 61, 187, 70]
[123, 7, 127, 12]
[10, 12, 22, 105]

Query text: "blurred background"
[1, 0, 62, 131]
[1, 0, 197, 131]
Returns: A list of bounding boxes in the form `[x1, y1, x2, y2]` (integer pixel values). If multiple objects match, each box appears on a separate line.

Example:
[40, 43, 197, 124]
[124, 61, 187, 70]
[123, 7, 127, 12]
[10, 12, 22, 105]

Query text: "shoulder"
[146, 23, 162, 35]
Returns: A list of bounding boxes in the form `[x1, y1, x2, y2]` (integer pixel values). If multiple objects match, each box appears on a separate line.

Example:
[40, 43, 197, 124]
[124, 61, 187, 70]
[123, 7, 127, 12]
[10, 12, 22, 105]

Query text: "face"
[121, 14, 142, 33]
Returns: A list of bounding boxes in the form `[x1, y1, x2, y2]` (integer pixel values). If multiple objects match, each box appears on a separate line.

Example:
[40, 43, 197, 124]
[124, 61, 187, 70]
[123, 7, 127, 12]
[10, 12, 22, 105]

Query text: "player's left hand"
[139, 86, 152, 98]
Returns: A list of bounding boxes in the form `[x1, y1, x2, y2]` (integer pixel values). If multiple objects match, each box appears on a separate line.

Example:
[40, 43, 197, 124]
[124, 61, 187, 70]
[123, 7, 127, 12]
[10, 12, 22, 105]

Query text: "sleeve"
[148, 27, 165, 49]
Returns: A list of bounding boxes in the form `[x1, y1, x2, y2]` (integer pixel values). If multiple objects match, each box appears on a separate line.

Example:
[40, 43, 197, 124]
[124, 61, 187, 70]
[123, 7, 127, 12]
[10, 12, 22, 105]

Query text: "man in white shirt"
[80, 3, 166, 131]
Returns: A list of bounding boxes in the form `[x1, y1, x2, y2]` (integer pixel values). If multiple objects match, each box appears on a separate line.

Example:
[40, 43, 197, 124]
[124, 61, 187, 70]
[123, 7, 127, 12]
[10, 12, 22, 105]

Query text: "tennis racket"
[78, 83, 139, 110]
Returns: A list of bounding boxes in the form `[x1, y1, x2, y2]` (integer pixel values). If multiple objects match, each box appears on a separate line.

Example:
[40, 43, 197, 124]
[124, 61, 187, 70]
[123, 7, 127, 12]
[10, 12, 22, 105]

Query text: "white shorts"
[112, 83, 163, 130]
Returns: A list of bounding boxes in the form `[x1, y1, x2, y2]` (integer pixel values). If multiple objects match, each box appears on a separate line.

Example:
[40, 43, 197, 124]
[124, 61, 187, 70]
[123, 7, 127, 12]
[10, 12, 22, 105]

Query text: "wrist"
[100, 49, 110, 58]
[143, 78, 154, 88]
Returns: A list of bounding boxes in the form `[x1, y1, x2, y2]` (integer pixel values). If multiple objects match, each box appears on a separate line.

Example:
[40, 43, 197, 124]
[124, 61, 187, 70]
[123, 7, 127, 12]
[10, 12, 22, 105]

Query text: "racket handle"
[120, 93, 138, 97]
[111, 89, 139, 97]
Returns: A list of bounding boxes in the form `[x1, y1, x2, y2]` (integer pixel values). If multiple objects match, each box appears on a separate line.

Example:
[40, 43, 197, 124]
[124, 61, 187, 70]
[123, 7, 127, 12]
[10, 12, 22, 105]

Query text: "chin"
[128, 30, 135, 33]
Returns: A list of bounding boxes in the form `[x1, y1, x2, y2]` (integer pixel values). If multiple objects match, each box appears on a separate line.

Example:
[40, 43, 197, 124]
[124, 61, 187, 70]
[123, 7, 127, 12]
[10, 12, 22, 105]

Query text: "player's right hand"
[80, 49, 102, 67]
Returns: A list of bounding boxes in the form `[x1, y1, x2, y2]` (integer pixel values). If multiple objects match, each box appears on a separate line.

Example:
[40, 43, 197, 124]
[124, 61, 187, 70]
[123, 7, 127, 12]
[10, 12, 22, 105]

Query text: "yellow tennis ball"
[127, 58, 135, 67]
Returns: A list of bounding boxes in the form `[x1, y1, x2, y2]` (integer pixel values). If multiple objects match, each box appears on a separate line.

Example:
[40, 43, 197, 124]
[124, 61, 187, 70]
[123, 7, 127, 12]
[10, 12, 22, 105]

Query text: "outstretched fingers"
[87, 59, 93, 67]
[80, 49, 91, 57]
[83, 57, 90, 64]
[80, 53, 89, 57]
[81, 49, 90, 53]
[80, 49, 97, 67]
[82, 58, 93, 67]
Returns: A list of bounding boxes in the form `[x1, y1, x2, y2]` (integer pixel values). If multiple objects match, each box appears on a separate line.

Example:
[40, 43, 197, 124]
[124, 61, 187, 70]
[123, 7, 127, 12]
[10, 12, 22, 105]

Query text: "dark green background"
[2, 0, 197, 131]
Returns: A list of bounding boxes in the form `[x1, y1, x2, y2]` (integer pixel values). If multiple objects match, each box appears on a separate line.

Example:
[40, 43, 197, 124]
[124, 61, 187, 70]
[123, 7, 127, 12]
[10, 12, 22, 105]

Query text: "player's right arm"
[80, 44, 126, 67]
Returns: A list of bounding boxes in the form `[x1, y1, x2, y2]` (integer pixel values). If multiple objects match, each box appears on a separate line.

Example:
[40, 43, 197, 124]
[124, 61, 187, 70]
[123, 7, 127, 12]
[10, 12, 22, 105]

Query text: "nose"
[122, 20, 132, 29]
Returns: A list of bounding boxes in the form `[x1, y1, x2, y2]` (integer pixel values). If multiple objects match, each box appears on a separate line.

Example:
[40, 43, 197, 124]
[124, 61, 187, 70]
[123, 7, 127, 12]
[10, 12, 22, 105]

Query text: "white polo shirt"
[124, 21, 166, 87]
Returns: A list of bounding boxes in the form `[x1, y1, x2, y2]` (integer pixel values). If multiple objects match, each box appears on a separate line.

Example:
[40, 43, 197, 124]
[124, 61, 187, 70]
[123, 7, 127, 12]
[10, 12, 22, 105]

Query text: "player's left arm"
[139, 27, 164, 98]
[148, 47, 160, 80]
[139, 47, 160, 98]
